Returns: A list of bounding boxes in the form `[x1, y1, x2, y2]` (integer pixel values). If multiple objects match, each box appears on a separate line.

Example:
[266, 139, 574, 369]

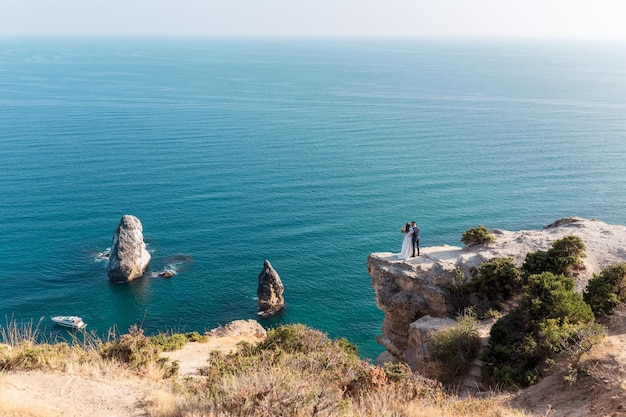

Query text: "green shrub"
[482, 308, 539, 387]
[337, 337, 359, 356]
[471, 257, 524, 302]
[521, 249, 550, 277]
[461, 225, 495, 247]
[382, 362, 414, 382]
[522, 271, 593, 323]
[0, 342, 90, 371]
[149, 332, 187, 352]
[482, 272, 598, 387]
[254, 324, 359, 358]
[523, 235, 586, 278]
[550, 235, 587, 275]
[483, 308, 503, 320]
[430, 313, 481, 385]
[99, 326, 212, 371]
[541, 319, 605, 383]
[99, 325, 159, 369]
[185, 331, 208, 342]
[258, 324, 328, 354]
[446, 268, 473, 314]
[584, 262, 626, 316]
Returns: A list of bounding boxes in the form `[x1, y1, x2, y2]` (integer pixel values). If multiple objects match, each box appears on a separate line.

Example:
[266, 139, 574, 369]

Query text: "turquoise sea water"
[1, 38, 626, 360]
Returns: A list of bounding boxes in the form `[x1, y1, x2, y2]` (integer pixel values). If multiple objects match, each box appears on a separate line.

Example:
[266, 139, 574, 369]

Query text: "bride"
[397, 222, 413, 260]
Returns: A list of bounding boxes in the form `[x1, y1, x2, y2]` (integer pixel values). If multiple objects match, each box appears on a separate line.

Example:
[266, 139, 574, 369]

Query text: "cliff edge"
[367, 217, 626, 364]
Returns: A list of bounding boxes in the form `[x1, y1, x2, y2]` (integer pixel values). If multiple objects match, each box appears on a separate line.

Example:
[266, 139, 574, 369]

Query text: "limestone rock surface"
[406, 316, 456, 379]
[257, 260, 285, 317]
[207, 319, 267, 339]
[368, 217, 626, 365]
[107, 215, 151, 283]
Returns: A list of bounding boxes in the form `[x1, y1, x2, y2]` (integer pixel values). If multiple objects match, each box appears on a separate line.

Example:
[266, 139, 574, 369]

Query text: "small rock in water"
[158, 270, 176, 278]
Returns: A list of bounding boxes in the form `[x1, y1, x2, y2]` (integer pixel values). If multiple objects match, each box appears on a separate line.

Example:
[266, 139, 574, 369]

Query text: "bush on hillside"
[0, 341, 93, 372]
[191, 324, 435, 417]
[461, 225, 495, 247]
[184, 331, 208, 343]
[470, 257, 524, 303]
[523, 271, 593, 323]
[523, 235, 586, 278]
[149, 333, 188, 352]
[99, 325, 159, 369]
[482, 272, 599, 387]
[148, 331, 207, 351]
[550, 235, 587, 274]
[429, 312, 481, 385]
[257, 323, 357, 355]
[584, 262, 626, 316]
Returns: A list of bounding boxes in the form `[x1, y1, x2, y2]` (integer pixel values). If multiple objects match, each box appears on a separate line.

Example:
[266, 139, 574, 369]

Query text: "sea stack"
[107, 215, 151, 283]
[257, 260, 284, 317]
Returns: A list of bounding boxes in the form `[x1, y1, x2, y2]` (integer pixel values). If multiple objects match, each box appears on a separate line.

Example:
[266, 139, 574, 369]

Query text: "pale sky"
[2, 0, 626, 38]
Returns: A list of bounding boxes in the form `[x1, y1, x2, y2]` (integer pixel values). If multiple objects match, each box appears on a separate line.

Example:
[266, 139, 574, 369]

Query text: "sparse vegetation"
[98, 325, 206, 377]
[429, 312, 481, 385]
[449, 234, 608, 389]
[461, 225, 495, 247]
[482, 271, 602, 387]
[450, 258, 523, 317]
[478, 235, 602, 388]
[523, 235, 586, 278]
[99, 324, 160, 369]
[0, 317, 97, 372]
[0, 320, 528, 417]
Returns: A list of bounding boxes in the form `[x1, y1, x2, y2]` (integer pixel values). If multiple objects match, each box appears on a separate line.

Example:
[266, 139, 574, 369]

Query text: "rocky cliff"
[367, 217, 626, 364]
[257, 260, 285, 317]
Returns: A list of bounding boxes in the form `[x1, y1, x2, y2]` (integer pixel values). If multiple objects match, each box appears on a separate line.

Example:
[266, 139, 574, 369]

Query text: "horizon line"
[2, 34, 626, 42]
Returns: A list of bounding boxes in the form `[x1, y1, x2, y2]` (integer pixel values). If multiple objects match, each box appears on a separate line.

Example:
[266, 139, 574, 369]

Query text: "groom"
[411, 221, 420, 257]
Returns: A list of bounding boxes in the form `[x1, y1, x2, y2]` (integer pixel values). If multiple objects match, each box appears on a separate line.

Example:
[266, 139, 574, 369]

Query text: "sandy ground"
[0, 371, 151, 417]
[160, 333, 263, 376]
[0, 330, 263, 417]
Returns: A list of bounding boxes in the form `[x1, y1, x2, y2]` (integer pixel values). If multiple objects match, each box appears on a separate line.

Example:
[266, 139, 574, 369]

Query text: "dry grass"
[0, 320, 532, 417]
[158, 325, 527, 417]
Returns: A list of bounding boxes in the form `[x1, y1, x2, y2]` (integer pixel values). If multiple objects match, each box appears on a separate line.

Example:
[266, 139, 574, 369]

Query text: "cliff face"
[367, 217, 626, 364]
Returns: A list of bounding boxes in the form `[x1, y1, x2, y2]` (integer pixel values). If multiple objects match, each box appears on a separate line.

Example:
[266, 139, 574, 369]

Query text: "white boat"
[51, 316, 87, 330]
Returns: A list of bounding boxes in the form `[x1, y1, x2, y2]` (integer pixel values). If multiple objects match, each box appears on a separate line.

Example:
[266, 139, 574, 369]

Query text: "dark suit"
[411, 226, 420, 256]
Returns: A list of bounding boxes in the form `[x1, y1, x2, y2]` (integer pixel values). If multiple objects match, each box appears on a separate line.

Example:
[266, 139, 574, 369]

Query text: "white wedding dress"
[397, 231, 413, 260]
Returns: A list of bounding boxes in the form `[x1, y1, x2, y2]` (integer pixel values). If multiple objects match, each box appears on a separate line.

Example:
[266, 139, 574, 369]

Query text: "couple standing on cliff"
[398, 221, 420, 260]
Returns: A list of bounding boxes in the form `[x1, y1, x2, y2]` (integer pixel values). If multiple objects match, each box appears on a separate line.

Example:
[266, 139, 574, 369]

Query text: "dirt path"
[161, 333, 262, 376]
[0, 320, 266, 417]
[0, 371, 150, 417]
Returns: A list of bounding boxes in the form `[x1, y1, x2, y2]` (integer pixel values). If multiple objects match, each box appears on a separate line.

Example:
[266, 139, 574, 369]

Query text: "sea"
[1, 37, 626, 360]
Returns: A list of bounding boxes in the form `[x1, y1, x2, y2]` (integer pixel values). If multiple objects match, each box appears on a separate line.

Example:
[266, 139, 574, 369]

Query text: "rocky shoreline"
[367, 217, 626, 366]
